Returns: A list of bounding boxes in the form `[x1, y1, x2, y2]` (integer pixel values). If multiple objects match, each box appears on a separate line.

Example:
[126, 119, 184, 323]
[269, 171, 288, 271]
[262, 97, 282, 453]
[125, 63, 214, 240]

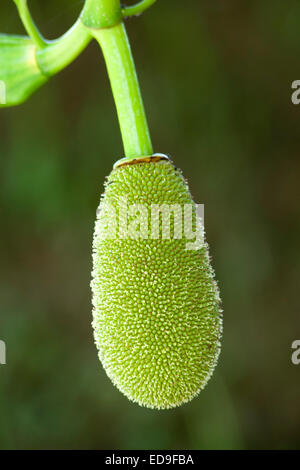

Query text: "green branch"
[5, 0, 155, 159]
[13, 0, 46, 49]
[0, 18, 92, 107]
[37, 19, 92, 76]
[122, 0, 157, 18]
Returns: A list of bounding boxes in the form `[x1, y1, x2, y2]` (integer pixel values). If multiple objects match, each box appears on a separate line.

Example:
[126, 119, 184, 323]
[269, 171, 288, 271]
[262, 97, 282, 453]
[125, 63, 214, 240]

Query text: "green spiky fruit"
[91, 155, 222, 409]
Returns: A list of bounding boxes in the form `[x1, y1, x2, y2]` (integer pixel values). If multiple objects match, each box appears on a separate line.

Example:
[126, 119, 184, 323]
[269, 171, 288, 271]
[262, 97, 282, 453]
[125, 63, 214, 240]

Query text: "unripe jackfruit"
[91, 155, 222, 409]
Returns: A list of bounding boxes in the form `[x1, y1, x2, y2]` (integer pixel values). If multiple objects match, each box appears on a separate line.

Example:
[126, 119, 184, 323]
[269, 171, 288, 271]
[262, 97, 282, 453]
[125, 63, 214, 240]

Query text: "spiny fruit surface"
[91, 159, 222, 409]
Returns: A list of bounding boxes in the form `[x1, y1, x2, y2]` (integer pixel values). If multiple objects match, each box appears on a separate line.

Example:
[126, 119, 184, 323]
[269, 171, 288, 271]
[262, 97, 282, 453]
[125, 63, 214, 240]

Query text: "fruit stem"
[81, 0, 153, 159]
[92, 23, 153, 159]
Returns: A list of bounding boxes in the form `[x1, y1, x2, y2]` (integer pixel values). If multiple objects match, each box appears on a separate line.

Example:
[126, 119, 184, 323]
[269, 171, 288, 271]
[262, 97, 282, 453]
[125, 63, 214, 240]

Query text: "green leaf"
[0, 34, 48, 107]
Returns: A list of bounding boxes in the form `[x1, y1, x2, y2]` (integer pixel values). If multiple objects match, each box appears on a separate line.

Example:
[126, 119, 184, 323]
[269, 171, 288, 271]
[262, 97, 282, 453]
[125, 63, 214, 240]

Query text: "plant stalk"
[82, 0, 153, 159]
[91, 23, 153, 159]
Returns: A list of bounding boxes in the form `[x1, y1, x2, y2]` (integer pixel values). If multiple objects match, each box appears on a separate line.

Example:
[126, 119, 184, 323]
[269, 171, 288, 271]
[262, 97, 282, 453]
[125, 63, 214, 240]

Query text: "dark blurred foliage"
[0, 0, 300, 450]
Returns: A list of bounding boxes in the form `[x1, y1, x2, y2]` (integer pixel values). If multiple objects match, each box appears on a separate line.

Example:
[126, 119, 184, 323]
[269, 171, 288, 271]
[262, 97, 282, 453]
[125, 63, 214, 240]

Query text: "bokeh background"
[1, 0, 300, 450]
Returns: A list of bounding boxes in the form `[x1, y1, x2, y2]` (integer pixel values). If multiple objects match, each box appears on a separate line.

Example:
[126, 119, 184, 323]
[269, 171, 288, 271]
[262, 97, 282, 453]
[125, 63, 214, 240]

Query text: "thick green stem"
[90, 22, 153, 159]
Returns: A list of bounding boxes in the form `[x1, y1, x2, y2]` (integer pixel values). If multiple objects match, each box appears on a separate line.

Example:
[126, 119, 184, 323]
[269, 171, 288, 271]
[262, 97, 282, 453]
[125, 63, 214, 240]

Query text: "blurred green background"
[1, 0, 300, 450]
